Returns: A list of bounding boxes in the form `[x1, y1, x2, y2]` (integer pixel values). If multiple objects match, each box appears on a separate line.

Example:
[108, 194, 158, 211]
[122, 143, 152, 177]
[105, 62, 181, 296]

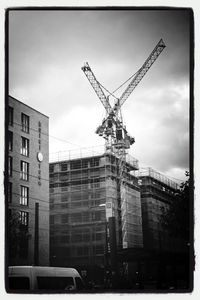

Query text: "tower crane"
[82, 39, 166, 249]
[82, 39, 166, 155]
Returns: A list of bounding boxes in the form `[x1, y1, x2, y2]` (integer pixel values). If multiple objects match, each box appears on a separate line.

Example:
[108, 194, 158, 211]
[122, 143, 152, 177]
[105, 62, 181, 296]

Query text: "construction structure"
[49, 39, 167, 284]
[81, 39, 166, 252]
[5, 96, 49, 266]
[49, 147, 142, 282]
[81, 39, 166, 154]
[122, 167, 189, 289]
[137, 168, 180, 252]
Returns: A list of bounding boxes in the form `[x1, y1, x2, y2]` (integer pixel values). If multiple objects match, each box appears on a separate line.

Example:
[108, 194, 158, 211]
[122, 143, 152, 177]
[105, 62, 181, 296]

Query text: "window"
[50, 215, 54, 224]
[92, 211, 101, 221]
[20, 186, 29, 206]
[21, 137, 29, 156]
[52, 173, 59, 181]
[93, 232, 103, 241]
[61, 163, 68, 171]
[8, 182, 12, 203]
[91, 182, 100, 189]
[60, 235, 69, 243]
[90, 158, 99, 167]
[91, 191, 101, 199]
[71, 213, 82, 223]
[49, 165, 54, 173]
[20, 161, 29, 181]
[8, 156, 12, 176]
[94, 245, 104, 255]
[19, 211, 29, 226]
[61, 203, 68, 209]
[70, 160, 81, 170]
[8, 277, 30, 290]
[8, 106, 13, 126]
[8, 131, 13, 151]
[82, 212, 90, 222]
[71, 202, 81, 208]
[77, 246, 89, 256]
[61, 214, 68, 223]
[83, 233, 90, 242]
[61, 197, 69, 206]
[81, 160, 88, 168]
[21, 113, 29, 133]
[37, 276, 74, 290]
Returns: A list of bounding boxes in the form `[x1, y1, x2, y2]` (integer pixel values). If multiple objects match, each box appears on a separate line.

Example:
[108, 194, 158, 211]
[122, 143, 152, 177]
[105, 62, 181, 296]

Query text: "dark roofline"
[9, 95, 49, 118]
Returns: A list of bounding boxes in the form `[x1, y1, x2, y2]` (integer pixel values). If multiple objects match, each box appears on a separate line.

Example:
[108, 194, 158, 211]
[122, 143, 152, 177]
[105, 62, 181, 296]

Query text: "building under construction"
[49, 147, 143, 281]
[48, 38, 190, 288]
[137, 167, 180, 252]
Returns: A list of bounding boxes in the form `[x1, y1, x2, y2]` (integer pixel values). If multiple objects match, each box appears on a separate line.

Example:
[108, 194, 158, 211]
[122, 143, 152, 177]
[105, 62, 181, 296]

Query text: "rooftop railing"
[50, 146, 139, 170]
[49, 145, 105, 163]
[136, 167, 179, 189]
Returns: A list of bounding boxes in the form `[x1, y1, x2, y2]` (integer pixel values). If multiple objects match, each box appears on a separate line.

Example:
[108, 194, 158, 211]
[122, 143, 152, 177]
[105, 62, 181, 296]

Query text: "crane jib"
[115, 38, 166, 111]
[82, 62, 112, 113]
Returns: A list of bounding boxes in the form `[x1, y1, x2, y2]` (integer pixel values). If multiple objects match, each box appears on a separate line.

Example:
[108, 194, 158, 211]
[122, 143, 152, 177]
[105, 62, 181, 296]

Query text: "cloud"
[124, 82, 189, 180]
[49, 104, 105, 154]
[8, 9, 190, 181]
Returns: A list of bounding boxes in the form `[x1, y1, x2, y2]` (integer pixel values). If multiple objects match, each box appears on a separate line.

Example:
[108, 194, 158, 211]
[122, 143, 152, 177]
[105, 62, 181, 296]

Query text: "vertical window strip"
[20, 186, 29, 206]
[20, 211, 29, 226]
[8, 156, 12, 176]
[21, 137, 29, 156]
[9, 106, 13, 126]
[21, 113, 30, 133]
[8, 131, 13, 151]
[20, 161, 29, 181]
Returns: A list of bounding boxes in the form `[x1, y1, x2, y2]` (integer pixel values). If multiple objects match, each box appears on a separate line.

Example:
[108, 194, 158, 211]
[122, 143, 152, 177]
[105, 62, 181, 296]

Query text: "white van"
[8, 266, 85, 292]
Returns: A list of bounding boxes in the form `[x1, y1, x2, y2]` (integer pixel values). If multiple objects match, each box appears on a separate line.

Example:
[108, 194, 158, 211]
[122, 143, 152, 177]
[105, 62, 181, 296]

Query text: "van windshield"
[37, 276, 74, 290]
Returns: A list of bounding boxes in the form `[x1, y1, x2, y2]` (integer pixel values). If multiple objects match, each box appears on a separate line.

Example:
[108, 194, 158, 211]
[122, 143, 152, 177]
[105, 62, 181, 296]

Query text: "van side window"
[75, 277, 85, 290]
[9, 277, 30, 290]
[37, 277, 74, 290]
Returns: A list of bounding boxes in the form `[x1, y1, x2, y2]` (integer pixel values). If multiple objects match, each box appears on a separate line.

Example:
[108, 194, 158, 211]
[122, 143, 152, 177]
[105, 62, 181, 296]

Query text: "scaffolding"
[136, 167, 179, 190]
[50, 145, 139, 170]
[50, 151, 108, 268]
[136, 167, 179, 252]
[49, 146, 143, 271]
[49, 145, 105, 163]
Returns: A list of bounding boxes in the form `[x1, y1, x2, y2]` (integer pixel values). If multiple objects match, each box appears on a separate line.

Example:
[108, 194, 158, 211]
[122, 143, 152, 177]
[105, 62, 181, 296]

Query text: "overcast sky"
[8, 9, 190, 182]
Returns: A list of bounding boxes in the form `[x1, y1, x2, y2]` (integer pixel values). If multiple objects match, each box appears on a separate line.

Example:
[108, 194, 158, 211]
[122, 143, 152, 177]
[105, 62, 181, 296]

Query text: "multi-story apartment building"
[49, 150, 143, 281]
[6, 95, 49, 266]
[137, 168, 179, 252]
[134, 168, 190, 288]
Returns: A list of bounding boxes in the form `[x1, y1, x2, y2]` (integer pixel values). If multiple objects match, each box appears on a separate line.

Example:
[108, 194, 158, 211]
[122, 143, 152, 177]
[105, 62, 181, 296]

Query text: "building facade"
[131, 168, 190, 288]
[49, 151, 143, 280]
[6, 95, 49, 266]
[137, 168, 179, 252]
